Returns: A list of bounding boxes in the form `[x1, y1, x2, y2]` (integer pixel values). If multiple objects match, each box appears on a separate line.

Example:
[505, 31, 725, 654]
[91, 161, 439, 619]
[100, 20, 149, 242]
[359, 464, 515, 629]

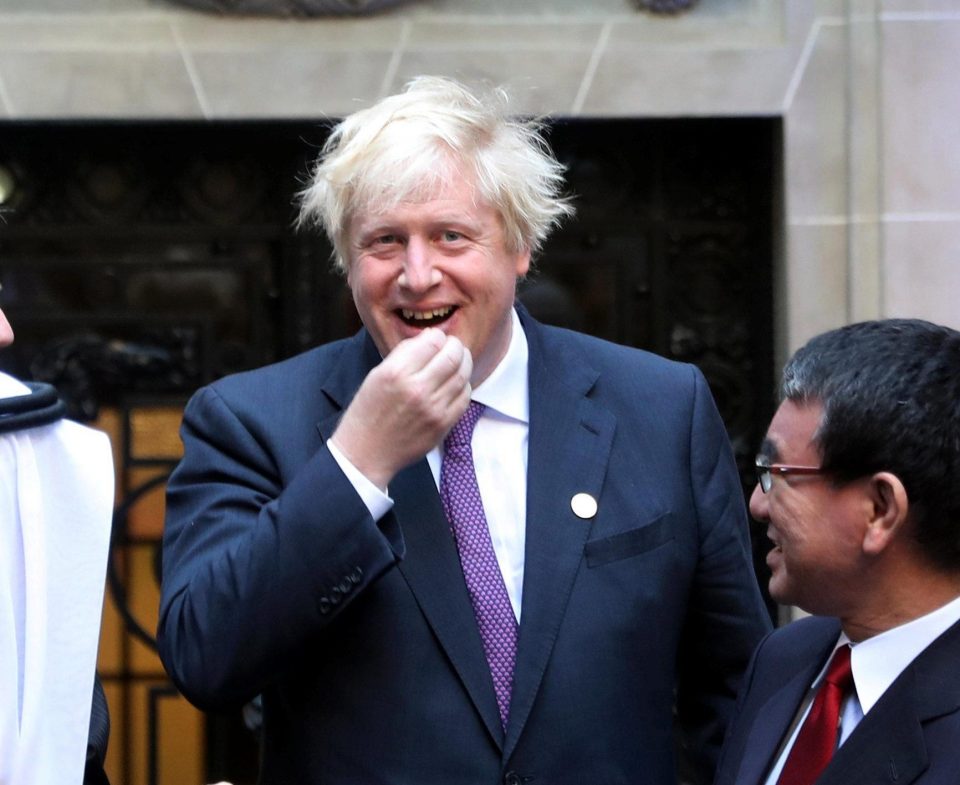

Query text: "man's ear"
[862, 471, 909, 556]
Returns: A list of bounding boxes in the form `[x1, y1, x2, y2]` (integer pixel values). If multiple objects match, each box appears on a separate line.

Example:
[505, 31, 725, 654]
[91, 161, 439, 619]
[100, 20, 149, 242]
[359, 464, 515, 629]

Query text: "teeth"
[401, 307, 453, 321]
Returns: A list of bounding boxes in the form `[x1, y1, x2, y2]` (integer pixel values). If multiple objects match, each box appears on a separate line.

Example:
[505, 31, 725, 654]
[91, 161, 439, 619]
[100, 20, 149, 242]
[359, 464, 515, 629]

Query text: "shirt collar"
[471, 307, 529, 425]
[846, 593, 960, 714]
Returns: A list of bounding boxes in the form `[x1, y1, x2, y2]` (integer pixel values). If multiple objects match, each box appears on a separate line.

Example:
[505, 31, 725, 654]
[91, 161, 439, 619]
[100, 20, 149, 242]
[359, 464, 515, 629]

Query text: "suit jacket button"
[503, 772, 522, 785]
[318, 598, 331, 615]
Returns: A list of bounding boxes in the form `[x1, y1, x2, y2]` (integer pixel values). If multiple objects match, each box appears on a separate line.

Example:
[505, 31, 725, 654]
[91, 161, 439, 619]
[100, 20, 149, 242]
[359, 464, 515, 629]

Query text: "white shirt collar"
[846, 593, 960, 714]
[470, 307, 529, 425]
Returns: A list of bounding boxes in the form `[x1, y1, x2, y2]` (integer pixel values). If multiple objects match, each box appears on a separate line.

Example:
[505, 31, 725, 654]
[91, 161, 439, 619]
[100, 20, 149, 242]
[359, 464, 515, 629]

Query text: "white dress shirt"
[330, 308, 529, 620]
[764, 594, 960, 785]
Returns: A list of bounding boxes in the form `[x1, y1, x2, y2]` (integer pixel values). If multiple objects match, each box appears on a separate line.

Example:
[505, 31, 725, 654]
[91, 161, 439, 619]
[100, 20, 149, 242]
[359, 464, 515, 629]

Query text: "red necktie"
[777, 644, 854, 785]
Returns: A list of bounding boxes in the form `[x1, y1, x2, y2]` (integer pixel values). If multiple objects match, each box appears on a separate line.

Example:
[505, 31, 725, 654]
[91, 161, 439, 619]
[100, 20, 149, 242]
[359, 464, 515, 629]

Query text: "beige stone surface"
[0, 0, 789, 119]
[0, 50, 200, 117]
[882, 15, 960, 213]
[782, 222, 849, 359]
[0, 18, 176, 50]
[172, 15, 401, 50]
[404, 20, 602, 49]
[881, 0, 960, 11]
[190, 48, 395, 118]
[784, 22, 847, 219]
[583, 47, 794, 118]
[883, 221, 960, 330]
[391, 49, 595, 116]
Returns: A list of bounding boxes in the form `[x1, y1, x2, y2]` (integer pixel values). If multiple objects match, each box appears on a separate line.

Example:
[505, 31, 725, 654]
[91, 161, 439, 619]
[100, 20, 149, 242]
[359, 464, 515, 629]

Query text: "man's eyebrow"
[756, 437, 780, 463]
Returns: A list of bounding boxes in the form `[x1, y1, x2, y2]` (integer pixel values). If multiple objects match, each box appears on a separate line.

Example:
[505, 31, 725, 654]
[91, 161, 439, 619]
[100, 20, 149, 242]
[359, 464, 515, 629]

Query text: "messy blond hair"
[298, 75, 574, 271]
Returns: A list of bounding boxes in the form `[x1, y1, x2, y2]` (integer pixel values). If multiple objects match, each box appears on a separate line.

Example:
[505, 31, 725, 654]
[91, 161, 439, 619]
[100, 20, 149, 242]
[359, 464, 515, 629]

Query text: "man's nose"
[398, 238, 441, 293]
[748, 483, 768, 522]
[0, 307, 14, 349]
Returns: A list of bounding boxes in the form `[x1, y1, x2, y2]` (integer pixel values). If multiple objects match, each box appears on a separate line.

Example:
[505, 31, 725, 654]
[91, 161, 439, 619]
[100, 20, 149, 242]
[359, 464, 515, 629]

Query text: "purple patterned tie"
[440, 401, 518, 729]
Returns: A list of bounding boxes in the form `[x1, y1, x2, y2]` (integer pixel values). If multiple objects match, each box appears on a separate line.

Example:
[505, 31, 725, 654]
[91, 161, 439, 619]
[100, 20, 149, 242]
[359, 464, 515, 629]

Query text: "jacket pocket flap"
[584, 514, 674, 567]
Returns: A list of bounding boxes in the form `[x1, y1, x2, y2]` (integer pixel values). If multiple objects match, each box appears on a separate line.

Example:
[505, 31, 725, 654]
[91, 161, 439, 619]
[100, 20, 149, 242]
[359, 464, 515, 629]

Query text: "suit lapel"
[819, 678, 927, 785]
[820, 617, 960, 785]
[735, 638, 836, 785]
[390, 462, 506, 746]
[317, 328, 505, 748]
[316, 328, 383, 416]
[503, 312, 616, 760]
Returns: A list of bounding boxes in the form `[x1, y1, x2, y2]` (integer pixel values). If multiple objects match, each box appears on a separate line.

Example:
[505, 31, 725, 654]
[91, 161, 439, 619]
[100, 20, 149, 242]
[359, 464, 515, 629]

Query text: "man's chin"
[767, 575, 794, 609]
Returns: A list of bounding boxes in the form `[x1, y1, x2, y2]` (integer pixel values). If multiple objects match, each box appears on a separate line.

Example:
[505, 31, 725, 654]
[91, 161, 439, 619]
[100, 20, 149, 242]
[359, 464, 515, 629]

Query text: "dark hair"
[781, 319, 960, 570]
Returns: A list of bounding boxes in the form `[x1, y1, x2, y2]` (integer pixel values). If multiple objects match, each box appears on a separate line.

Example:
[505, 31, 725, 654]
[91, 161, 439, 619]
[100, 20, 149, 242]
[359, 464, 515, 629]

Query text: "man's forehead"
[350, 187, 496, 240]
[761, 399, 824, 461]
[757, 436, 780, 462]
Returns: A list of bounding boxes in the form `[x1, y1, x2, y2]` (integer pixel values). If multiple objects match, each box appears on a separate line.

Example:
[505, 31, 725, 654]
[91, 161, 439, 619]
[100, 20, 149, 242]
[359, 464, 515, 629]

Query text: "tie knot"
[445, 401, 485, 450]
[824, 644, 853, 690]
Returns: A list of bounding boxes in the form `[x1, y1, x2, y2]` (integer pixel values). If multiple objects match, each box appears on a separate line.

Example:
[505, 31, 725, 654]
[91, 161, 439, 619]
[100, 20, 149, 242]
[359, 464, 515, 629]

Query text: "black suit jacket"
[158, 307, 770, 784]
[714, 614, 960, 785]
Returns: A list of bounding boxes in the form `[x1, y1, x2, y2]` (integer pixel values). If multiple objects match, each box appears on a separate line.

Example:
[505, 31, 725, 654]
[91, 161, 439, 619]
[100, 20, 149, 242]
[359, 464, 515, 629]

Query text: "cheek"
[771, 500, 815, 553]
[780, 508, 840, 571]
[348, 278, 369, 315]
[349, 266, 387, 308]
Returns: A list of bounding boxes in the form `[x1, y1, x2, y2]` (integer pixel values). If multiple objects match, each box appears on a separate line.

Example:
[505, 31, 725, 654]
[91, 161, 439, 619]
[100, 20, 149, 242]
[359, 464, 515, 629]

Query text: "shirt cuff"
[326, 439, 394, 522]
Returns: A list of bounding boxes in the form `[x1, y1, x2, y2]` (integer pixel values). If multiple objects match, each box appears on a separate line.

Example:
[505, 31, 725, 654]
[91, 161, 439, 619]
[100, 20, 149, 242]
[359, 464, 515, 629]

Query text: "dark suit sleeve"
[675, 367, 772, 782]
[157, 384, 404, 710]
[711, 627, 772, 785]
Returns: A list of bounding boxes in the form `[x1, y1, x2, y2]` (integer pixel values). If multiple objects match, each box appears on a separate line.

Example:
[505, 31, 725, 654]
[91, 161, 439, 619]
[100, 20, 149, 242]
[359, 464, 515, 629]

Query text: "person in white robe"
[0, 305, 114, 785]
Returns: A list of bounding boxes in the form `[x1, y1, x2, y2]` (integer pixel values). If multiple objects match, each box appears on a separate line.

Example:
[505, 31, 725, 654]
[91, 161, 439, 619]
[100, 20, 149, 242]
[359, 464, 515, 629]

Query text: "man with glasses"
[714, 318, 960, 785]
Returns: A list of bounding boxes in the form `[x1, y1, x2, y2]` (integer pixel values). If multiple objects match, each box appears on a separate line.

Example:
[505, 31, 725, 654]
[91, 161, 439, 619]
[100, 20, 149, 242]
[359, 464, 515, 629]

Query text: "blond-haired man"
[159, 77, 770, 785]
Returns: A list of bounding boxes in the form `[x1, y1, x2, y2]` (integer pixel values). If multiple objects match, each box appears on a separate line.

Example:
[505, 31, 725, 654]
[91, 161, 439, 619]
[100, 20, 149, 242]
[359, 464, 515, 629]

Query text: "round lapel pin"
[570, 492, 598, 520]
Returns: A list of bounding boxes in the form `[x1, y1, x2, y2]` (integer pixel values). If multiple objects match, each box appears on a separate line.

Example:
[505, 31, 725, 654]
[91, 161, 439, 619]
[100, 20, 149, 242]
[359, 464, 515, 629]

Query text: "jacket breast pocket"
[584, 513, 675, 568]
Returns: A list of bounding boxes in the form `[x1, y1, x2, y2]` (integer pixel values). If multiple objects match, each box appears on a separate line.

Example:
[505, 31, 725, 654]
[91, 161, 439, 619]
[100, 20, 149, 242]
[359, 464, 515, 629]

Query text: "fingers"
[380, 329, 470, 409]
[384, 327, 448, 375]
[458, 344, 473, 396]
[417, 332, 471, 399]
[329, 329, 473, 489]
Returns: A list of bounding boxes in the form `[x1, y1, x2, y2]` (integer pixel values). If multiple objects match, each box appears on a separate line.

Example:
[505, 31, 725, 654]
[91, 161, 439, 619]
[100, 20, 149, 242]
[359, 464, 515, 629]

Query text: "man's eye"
[374, 234, 399, 245]
[441, 230, 463, 242]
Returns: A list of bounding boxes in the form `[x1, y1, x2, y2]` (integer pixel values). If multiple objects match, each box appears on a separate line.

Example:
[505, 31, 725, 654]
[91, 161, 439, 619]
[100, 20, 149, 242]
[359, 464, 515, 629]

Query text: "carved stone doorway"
[0, 116, 777, 784]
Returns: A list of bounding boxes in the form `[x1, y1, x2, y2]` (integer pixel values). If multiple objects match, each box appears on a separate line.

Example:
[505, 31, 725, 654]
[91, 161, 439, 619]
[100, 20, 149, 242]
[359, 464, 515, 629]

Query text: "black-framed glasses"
[755, 459, 829, 493]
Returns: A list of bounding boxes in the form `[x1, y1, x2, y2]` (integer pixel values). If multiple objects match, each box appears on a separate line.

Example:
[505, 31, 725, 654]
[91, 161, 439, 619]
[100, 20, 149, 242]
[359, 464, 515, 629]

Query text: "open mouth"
[767, 531, 783, 556]
[398, 306, 457, 328]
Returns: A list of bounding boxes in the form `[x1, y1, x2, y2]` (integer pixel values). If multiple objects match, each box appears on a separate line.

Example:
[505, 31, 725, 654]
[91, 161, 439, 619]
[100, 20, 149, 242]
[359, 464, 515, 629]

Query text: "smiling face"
[346, 169, 530, 387]
[749, 399, 871, 615]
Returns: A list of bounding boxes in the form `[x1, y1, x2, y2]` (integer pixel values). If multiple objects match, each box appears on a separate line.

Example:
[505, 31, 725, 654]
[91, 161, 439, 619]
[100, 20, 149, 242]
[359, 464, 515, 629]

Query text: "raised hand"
[330, 328, 472, 490]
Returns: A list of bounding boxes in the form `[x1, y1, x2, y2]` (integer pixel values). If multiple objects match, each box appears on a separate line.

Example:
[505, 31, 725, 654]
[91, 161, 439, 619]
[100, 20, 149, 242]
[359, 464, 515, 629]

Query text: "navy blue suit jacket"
[714, 614, 960, 785]
[158, 307, 770, 785]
